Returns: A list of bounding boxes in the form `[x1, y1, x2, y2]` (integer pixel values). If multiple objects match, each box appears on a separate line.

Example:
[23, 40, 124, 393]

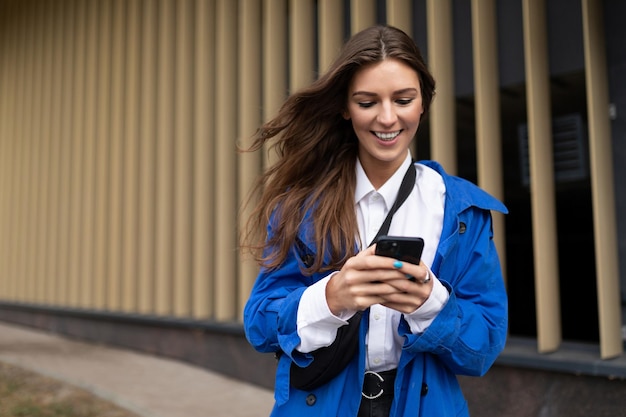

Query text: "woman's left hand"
[374, 255, 433, 314]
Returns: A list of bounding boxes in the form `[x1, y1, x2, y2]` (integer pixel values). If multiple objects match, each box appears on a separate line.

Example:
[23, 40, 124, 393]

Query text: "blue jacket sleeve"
[400, 206, 508, 377]
[243, 220, 320, 366]
[243, 257, 310, 359]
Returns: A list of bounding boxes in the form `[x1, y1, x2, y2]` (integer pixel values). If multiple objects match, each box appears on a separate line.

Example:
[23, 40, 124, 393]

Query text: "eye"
[358, 102, 376, 108]
[396, 98, 414, 105]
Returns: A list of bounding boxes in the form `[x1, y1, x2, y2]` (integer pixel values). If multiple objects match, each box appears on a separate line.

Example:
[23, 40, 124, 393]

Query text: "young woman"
[242, 25, 508, 417]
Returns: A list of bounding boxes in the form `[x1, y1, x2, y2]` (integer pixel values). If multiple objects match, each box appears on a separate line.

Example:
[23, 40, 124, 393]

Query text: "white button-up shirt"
[296, 152, 449, 372]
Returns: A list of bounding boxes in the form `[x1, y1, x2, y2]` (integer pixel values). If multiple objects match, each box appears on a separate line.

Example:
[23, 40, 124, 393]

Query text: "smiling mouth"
[374, 130, 401, 141]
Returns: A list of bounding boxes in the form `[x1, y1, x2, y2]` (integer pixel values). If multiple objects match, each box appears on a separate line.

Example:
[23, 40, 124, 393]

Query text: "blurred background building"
[1, 0, 625, 414]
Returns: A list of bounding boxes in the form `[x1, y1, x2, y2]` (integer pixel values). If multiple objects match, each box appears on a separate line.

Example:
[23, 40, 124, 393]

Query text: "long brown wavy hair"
[241, 25, 436, 274]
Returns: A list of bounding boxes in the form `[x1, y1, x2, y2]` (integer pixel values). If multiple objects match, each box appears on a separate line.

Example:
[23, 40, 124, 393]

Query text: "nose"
[377, 101, 397, 126]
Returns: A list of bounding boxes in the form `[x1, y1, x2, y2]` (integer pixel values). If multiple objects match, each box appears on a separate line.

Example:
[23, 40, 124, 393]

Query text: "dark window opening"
[501, 71, 598, 343]
[453, 71, 598, 343]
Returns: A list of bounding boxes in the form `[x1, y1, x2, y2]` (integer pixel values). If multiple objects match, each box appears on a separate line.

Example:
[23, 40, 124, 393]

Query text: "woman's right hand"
[325, 245, 406, 315]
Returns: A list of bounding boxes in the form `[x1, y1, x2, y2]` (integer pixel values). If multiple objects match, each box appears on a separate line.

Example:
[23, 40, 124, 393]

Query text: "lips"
[374, 130, 401, 141]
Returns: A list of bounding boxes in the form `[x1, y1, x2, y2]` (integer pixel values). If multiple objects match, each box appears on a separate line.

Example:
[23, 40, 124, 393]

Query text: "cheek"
[403, 108, 423, 127]
[348, 112, 371, 131]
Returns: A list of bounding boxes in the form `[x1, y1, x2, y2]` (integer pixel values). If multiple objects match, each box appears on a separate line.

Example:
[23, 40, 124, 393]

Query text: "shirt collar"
[354, 151, 414, 209]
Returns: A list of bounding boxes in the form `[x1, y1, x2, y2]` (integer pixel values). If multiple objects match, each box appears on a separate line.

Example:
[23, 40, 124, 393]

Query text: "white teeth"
[375, 131, 400, 140]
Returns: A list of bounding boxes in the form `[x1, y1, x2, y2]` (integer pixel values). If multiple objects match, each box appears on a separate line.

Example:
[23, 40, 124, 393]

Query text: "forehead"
[349, 58, 420, 92]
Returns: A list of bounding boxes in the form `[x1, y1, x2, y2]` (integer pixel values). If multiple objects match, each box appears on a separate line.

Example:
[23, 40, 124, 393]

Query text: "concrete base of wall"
[0, 302, 275, 388]
[459, 366, 626, 417]
[1, 302, 625, 417]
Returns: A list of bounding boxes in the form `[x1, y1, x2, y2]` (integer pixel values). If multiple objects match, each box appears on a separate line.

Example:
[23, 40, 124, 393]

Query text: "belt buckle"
[362, 370, 384, 400]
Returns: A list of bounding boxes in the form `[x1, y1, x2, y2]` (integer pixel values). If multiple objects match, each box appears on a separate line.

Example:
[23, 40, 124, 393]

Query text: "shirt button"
[306, 394, 317, 406]
[374, 314, 381, 320]
[421, 382, 429, 396]
[373, 358, 381, 365]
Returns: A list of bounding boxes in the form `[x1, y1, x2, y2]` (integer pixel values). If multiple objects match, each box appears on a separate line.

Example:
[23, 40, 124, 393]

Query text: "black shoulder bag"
[289, 163, 416, 391]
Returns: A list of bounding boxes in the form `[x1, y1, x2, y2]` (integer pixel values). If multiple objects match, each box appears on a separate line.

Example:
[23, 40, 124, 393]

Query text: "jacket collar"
[418, 160, 508, 215]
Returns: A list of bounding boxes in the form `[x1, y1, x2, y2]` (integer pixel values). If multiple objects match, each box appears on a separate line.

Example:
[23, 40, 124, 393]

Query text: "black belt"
[361, 369, 397, 400]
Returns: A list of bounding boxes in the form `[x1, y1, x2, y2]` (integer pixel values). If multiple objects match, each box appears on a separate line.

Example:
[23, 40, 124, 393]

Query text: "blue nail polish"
[393, 260, 403, 269]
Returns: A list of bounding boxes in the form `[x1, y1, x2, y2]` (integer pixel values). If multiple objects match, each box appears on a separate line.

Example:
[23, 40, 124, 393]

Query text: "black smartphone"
[374, 236, 424, 265]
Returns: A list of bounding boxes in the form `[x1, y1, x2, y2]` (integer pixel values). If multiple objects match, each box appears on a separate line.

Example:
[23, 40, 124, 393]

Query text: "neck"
[360, 159, 405, 189]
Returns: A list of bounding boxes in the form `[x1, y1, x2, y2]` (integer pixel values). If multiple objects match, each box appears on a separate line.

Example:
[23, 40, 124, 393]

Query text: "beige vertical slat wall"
[262, 0, 286, 169]
[68, 0, 84, 306]
[0, 1, 11, 301]
[582, 0, 623, 359]
[9, 0, 19, 300]
[80, 0, 98, 309]
[108, 0, 124, 311]
[214, 0, 238, 321]
[14, 1, 29, 303]
[318, 0, 344, 72]
[522, 0, 562, 353]
[426, 0, 457, 175]
[290, 0, 315, 90]
[471, 0, 507, 281]
[34, 0, 45, 303]
[93, 0, 111, 311]
[237, 0, 263, 317]
[387, 0, 412, 34]
[122, 0, 140, 312]
[0, 0, 622, 359]
[351, 0, 376, 34]
[173, 0, 192, 317]
[136, 0, 155, 314]
[192, 0, 215, 319]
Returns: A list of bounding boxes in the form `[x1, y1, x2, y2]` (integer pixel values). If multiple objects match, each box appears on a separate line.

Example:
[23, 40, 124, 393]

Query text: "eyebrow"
[351, 87, 419, 97]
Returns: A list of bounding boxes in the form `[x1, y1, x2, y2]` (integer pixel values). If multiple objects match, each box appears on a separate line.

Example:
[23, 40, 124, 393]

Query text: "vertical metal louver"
[518, 114, 589, 186]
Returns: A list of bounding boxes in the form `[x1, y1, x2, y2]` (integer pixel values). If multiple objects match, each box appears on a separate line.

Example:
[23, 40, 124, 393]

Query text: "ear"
[342, 110, 351, 120]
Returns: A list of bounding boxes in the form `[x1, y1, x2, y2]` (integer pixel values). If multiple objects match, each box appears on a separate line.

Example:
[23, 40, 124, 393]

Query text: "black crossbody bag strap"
[289, 162, 416, 391]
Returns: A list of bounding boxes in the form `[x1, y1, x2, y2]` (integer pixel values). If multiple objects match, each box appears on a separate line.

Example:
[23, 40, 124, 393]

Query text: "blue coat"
[244, 161, 509, 417]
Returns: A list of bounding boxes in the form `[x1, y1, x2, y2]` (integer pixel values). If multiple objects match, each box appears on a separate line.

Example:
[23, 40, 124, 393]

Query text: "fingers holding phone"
[374, 236, 433, 313]
[325, 245, 401, 314]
